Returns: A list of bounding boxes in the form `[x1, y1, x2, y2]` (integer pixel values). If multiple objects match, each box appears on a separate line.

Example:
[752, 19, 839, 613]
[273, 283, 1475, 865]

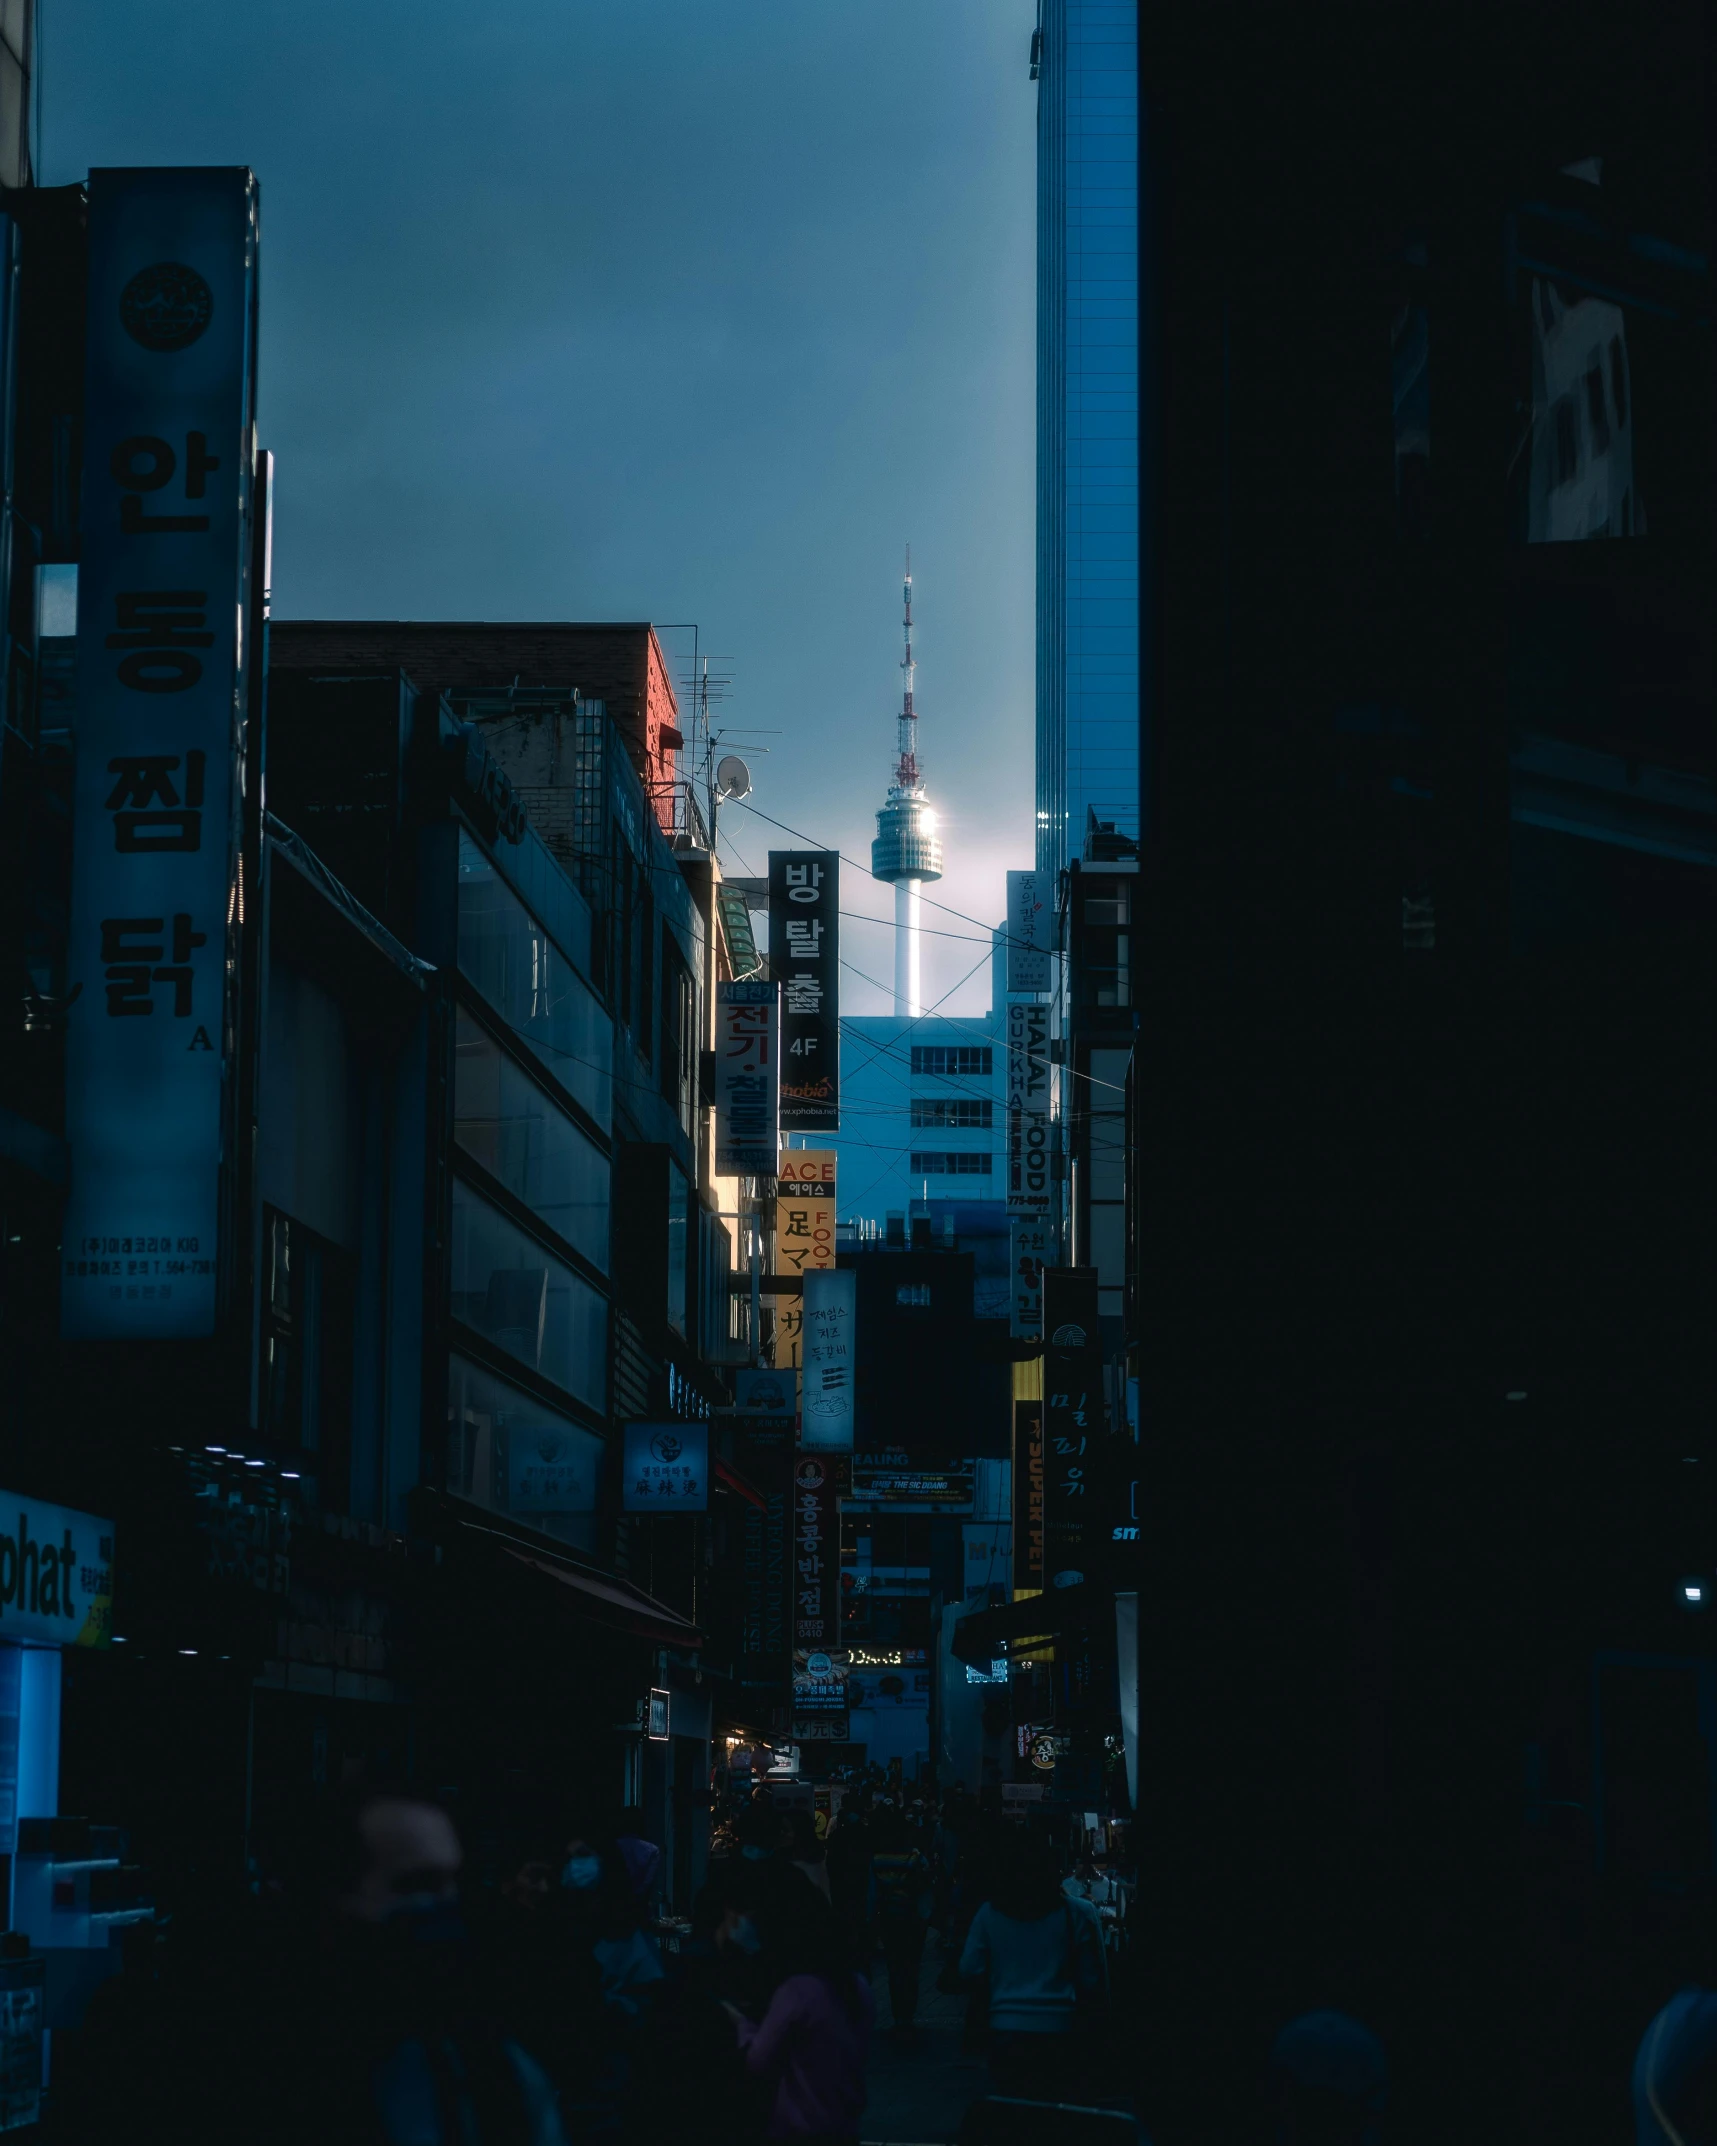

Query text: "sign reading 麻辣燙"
[64, 169, 261, 1340]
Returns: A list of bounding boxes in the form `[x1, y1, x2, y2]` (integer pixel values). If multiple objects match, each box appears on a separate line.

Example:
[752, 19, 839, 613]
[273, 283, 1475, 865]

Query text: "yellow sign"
[775, 1194, 836, 1280]
[776, 1300, 805, 1369]
[778, 1149, 837, 1189]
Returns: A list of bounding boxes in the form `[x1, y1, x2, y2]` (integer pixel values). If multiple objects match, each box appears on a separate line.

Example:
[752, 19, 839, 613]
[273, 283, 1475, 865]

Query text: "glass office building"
[1035, 0, 1140, 878]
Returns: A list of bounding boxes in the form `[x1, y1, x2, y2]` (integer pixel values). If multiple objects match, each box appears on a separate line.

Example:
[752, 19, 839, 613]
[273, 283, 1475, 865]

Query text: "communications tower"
[870, 551, 944, 1015]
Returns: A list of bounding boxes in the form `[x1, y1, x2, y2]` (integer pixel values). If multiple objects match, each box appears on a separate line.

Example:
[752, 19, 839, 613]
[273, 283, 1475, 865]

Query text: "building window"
[457, 832, 612, 1131]
[909, 1099, 993, 1129]
[895, 1283, 932, 1308]
[261, 1207, 355, 1509]
[910, 1046, 992, 1077]
[449, 1180, 608, 1413]
[454, 1009, 609, 1272]
[909, 1151, 993, 1177]
[446, 1354, 602, 1554]
[667, 1162, 689, 1337]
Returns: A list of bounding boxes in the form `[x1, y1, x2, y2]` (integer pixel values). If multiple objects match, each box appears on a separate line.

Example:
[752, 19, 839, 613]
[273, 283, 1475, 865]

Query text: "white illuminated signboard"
[1006, 869, 1054, 993]
[800, 1267, 856, 1451]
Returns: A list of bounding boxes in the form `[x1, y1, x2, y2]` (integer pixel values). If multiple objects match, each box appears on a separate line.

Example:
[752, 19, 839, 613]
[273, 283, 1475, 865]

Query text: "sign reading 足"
[716, 981, 779, 1176]
[769, 852, 839, 1129]
[800, 1267, 856, 1451]
[64, 168, 261, 1338]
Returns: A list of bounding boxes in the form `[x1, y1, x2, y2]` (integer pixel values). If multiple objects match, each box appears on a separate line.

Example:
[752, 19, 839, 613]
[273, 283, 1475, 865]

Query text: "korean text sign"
[800, 1266, 856, 1451]
[1012, 1401, 1045, 1593]
[793, 1456, 838, 1647]
[65, 169, 260, 1338]
[1043, 1267, 1103, 1585]
[0, 1491, 116, 1649]
[1006, 870, 1054, 993]
[622, 1423, 709, 1513]
[774, 1192, 835, 1280]
[1006, 1001, 1053, 1215]
[769, 852, 839, 1130]
[1009, 1218, 1050, 1340]
[716, 981, 779, 1175]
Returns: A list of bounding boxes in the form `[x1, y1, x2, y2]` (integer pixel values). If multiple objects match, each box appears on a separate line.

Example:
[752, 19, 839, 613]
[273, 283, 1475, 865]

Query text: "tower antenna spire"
[871, 546, 943, 1015]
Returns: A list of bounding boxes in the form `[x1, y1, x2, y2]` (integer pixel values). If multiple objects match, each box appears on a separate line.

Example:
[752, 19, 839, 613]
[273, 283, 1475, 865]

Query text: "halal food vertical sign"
[64, 169, 260, 1339]
[769, 852, 839, 1129]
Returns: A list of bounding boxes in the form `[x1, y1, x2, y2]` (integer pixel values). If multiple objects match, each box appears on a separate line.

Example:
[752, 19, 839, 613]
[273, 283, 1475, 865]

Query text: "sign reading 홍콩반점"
[0, 1493, 115, 1649]
[622, 1423, 710, 1513]
[793, 1455, 839, 1647]
[769, 853, 840, 1130]
[64, 168, 262, 1339]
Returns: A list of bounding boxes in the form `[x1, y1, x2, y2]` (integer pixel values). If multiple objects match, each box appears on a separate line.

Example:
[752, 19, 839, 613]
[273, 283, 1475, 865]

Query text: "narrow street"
[862, 1947, 989, 2146]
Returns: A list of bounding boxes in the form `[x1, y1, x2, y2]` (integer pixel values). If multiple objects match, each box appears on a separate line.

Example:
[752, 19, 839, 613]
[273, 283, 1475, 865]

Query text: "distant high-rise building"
[1034, 0, 1141, 879]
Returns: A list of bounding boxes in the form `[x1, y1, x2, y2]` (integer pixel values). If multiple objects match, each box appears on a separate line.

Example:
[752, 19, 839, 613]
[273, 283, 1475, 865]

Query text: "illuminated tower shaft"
[871, 550, 943, 1017]
[895, 878, 922, 1015]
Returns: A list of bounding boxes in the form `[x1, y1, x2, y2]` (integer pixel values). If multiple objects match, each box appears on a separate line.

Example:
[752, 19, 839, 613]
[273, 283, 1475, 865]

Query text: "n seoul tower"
[870, 550, 944, 1016]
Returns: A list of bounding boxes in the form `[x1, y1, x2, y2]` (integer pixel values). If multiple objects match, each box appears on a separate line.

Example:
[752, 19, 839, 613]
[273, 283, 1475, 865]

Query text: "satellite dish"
[715, 754, 752, 801]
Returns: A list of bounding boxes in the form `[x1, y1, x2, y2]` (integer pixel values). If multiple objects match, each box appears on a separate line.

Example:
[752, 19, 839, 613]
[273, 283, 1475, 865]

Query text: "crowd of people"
[40, 1771, 1140, 2146]
[48, 1767, 1717, 2145]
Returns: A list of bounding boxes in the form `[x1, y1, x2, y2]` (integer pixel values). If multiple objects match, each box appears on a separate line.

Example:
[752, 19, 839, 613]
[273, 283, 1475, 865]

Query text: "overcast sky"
[50, 0, 1037, 1015]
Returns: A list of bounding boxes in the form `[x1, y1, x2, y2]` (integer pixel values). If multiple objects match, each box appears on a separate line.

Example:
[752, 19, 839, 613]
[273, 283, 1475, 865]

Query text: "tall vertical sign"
[792, 1454, 839, 1649]
[64, 169, 260, 1338]
[1006, 1001, 1053, 1214]
[800, 1266, 856, 1451]
[775, 1149, 836, 1284]
[1042, 1267, 1103, 1586]
[1012, 1397, 1045, 1595]
[769, 852, 839, 1129]
[715, 980, 778, 1176]
[1009, 1218, 1050, 1341]
[1005, 869, 1054, 993]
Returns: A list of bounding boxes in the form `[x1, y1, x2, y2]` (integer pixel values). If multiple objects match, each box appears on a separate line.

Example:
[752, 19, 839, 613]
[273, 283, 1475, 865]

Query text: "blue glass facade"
[1036, 0, 1140, 878]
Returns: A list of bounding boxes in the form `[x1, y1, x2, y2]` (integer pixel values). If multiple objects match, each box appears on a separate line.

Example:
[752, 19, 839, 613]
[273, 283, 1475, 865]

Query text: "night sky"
[50, 0, 1038, 1013]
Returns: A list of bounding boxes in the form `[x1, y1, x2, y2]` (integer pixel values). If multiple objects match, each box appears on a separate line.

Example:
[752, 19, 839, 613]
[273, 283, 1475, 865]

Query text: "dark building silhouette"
[1119, 4, 1716, 2141]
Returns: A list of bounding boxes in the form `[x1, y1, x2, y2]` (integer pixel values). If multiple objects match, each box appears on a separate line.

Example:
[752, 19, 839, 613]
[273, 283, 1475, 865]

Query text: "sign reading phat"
[0, 1493, 115, 1648]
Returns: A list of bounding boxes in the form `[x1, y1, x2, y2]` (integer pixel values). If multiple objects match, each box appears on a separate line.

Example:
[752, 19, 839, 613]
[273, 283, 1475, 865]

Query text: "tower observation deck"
[870, 552, 943, 1015]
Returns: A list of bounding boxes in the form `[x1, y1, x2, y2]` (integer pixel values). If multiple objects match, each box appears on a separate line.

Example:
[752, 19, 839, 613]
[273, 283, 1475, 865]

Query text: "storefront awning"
[499, 1545, 703, 1648]
[713, 1457, 767, 1511]
[950, 1582, 1097, 1669]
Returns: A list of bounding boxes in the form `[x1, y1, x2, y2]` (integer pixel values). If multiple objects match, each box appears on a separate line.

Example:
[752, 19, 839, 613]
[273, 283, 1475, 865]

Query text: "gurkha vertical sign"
[65, 170, 260, 1338]
[768, 851, 839, 1129]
